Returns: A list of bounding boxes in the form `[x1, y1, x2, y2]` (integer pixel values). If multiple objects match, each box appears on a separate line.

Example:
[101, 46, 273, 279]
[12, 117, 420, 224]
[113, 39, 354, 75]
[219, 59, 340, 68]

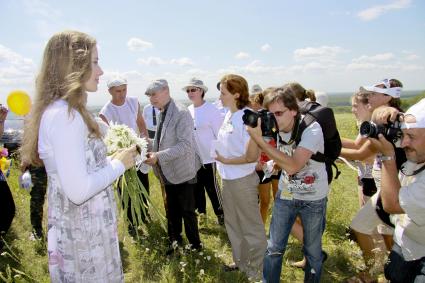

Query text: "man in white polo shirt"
[99, 75, 150, 237]
[370, 99, 425, 282]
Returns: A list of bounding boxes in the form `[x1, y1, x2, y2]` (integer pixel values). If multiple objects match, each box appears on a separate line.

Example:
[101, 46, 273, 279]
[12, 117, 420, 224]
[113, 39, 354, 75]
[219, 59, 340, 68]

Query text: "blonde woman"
[20, 31, 138, 282]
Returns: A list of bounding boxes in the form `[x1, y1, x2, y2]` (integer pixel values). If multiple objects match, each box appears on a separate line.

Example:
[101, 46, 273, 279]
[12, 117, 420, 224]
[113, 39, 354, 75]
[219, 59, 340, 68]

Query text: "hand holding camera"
[359, 114, 402, 144]
[242, 109, 278, 139]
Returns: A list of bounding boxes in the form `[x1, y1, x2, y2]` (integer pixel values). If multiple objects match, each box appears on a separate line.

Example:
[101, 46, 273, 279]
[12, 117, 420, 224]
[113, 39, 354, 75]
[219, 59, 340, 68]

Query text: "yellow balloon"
[7, 90, 31, 116]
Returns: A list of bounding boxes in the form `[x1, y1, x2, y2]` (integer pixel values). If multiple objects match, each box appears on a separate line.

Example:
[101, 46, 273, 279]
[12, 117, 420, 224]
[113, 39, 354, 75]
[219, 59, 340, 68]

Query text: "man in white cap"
[369, 99, 425, 282]
[99, 75, 150, 237]
[144, 79, 202, 255]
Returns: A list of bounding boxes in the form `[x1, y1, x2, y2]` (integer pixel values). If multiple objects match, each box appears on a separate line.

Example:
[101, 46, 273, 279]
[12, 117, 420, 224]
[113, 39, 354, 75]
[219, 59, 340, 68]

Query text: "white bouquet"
[104, 123, 165, 235]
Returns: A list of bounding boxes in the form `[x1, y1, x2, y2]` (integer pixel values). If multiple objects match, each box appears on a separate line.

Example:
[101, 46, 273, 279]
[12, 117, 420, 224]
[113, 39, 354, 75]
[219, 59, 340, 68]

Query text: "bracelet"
[380, 155, 395, 162]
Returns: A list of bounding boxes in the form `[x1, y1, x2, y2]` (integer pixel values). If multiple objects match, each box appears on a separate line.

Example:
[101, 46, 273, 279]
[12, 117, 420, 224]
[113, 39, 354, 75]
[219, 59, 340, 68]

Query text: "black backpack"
[294, 101, 342, 184]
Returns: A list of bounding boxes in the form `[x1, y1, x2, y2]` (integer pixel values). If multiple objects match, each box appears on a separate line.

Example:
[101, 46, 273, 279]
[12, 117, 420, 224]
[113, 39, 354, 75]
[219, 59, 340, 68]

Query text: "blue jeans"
[384, 243, 425, 283]
[263, 197, 327, 283]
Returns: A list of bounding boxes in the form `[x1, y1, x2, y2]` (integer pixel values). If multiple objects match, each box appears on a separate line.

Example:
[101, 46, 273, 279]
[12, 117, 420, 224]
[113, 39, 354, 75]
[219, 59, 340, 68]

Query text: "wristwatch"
[380, 155, 395, 162]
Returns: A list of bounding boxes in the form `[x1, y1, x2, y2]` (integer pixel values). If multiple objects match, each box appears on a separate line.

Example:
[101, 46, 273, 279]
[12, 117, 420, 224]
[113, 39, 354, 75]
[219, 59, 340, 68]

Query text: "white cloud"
[235, 52, 250, 60]
[170, 57, 195, 66]
[137, 57, 167, 66]
[137, 56, 195, 67]
[293, 46, 346, 62]
[357, 0, 411, 21]
[352, 52, 395, 63]
[127, 37, 154, 52]
[261, 44, 271, 52]
[0, 45, 36, 102]
[0, 45, 35, 84]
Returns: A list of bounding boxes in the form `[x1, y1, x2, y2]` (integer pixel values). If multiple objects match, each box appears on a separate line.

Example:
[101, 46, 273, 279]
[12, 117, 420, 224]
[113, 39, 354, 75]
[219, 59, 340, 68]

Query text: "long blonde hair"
[20, 30, 101, 166]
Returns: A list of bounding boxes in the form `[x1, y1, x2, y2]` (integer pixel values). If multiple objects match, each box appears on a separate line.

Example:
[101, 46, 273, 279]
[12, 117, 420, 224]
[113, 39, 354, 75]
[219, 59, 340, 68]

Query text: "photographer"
[341, 79, 403, 283]
[247, 85, 328, 283]
[368, 99, 425, 282]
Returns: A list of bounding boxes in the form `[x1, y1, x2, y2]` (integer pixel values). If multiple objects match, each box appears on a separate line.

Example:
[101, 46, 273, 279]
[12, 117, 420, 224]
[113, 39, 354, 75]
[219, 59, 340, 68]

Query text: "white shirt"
[215, 108, 256, 180]
[38, 99, 125, 205]
[142, 103, 160, 132]
[188, 101, 224, 164]
[278, 120, 329, 201]
[100, 96, 140, 135]
[392, 161, 425, 260]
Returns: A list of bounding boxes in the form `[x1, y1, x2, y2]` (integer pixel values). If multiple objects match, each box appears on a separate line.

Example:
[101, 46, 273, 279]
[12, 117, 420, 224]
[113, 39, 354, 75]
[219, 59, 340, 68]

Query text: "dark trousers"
[148, 130, 156, 139]
[119, 171, 150, 229]
[384, 243, 425, 283]
[29, 166, 47, 237]
[165, 182, 201, 248]
[194, 163, 223, 216]
[0, 180, 15, 239]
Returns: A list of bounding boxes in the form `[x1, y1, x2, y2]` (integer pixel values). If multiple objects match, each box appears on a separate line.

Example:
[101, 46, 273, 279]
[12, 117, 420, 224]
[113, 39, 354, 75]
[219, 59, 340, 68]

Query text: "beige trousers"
[222, 172, 267, 279]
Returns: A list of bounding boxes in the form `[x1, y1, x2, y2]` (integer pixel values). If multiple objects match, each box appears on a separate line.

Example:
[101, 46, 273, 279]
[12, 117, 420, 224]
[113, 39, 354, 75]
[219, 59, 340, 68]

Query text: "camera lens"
[242, 109, 259, 128]
[359, 121, 374, 138]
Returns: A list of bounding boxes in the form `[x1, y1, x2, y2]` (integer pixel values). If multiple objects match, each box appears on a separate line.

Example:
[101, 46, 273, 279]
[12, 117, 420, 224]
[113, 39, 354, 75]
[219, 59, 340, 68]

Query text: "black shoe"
[322, 250, 328, 263]
[223, 263, 239, 272]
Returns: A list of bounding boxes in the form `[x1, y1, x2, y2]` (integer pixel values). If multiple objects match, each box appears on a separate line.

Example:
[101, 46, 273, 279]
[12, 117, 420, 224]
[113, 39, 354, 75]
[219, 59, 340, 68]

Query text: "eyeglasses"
[272, 110, 286, 117]
[186, 88, 199, 93]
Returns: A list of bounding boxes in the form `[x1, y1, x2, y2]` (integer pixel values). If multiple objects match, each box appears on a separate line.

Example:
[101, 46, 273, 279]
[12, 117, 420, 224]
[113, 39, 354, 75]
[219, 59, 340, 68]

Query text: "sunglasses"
[186, 88, 199, 93]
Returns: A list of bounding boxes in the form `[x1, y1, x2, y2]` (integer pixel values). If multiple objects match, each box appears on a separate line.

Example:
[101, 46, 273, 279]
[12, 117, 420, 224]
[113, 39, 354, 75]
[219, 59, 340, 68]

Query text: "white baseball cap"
[107, 76, 127, 89]
[402, 98, 425, 129]
[360, 78, 402, 98]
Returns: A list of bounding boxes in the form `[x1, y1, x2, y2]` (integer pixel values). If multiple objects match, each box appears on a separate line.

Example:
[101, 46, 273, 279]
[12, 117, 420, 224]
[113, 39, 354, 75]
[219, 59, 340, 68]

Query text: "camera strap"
[277, 114, 301, 146]
[401, 163, 425, 176]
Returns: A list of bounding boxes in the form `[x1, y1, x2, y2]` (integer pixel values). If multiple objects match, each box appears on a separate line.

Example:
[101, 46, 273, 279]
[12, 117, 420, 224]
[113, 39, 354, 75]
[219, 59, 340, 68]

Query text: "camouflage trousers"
[29, 166, 47, 238]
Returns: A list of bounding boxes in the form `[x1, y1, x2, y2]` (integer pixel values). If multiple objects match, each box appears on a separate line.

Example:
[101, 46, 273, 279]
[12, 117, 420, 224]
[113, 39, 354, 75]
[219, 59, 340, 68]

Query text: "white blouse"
[38, 99, 125, 205]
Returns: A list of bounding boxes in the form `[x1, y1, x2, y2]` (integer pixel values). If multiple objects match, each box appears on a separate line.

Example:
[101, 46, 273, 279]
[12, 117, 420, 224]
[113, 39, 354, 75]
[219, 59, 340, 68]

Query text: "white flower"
[199, 269, 205, 276]
[206, 256, 211, 261]
[104, 123, 148, 161]
[195, 259, 200, 265]
[199, 251, 204, 256]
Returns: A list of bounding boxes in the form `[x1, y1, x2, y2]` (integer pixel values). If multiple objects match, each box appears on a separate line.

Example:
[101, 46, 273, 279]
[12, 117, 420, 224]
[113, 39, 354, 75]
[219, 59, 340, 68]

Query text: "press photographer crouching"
[368, 100, 425, 282]
[246, 85, 329, 283]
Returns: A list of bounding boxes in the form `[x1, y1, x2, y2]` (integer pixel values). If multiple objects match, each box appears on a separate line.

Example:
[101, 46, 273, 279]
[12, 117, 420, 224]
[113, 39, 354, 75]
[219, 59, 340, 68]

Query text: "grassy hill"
[0, 112, 394, 282]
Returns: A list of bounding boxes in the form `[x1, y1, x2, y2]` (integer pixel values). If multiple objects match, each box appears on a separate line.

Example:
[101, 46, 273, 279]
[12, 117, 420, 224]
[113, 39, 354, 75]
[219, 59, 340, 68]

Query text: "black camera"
[242, 109, 278, 138]
[359, 119, 402, 143]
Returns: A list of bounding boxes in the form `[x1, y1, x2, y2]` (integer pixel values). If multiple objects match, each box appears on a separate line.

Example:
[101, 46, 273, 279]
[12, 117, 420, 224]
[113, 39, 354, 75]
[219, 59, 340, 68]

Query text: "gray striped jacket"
[153, 99, 201, 184]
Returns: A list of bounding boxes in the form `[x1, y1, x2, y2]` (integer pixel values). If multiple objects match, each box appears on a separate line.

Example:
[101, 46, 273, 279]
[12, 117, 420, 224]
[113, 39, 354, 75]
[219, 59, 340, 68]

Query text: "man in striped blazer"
[144, 79, 202, 255]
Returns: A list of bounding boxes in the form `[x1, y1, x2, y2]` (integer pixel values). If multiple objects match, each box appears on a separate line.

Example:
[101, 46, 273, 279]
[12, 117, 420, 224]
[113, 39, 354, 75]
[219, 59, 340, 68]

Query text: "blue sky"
[1, 0, 424, 106]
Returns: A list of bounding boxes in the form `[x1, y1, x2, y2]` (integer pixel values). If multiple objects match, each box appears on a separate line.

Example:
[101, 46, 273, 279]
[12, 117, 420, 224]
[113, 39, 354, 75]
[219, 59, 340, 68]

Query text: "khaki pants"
[222, 172, 267, 279]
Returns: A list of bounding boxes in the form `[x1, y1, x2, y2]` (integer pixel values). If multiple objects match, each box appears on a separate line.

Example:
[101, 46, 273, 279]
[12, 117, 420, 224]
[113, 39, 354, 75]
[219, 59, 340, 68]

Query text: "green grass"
[1, 113, 371, 282]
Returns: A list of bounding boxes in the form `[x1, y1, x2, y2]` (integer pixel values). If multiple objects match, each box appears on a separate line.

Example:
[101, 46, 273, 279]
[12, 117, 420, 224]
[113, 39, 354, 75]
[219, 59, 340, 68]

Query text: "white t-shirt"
[215, 108, 256, 180]
[142, 103, 160, 132]
[100, 96, 140, 135]
[189, 101, 224, 164]
[392, 160, 425, 261]
[38, 99, 125, 205]
[277, 120, 329, 201]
